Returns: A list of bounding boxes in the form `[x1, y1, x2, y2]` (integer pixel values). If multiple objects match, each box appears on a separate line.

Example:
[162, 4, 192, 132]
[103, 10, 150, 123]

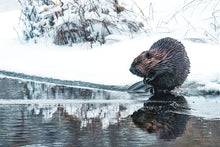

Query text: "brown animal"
[129, 37, 190, 92]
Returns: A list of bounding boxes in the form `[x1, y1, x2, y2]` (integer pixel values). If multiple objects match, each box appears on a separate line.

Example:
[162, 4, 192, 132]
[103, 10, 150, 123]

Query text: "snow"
[0, 0, 220, 92]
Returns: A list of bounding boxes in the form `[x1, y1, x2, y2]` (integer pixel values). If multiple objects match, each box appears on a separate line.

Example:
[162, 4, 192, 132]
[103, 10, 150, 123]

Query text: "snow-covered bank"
[0, 0, 18, 12]
[0, 1, 220, 93]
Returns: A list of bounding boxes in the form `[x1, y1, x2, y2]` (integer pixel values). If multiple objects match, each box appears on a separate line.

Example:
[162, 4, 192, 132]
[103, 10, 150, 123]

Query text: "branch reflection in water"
[132, 92, 190, 140]
[2, 76, 220, 146]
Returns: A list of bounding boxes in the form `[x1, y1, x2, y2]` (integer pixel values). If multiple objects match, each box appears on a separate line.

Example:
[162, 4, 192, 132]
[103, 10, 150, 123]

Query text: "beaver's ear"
[146, 52, 152, 59]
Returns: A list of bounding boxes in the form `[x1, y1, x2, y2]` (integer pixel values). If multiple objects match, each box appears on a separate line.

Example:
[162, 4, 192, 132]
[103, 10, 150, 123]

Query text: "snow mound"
[0, 0, 220, 95]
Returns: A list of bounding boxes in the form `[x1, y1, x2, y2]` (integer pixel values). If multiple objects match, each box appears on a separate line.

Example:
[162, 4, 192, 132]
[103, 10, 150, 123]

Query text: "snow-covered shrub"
[18, 0, 55, 41]
[18, 0, 148, 45]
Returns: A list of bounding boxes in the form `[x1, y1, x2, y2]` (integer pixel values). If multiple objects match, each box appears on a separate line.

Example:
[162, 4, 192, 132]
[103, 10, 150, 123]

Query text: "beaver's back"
[148, 37, 190, 91]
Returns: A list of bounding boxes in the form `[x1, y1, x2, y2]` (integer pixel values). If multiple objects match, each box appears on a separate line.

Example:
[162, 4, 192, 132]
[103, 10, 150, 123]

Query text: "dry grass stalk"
[19, 0, 147, 45]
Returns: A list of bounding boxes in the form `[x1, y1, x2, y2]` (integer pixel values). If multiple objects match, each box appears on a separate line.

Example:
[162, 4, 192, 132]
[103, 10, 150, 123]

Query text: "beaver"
[129, 37, 190, 93]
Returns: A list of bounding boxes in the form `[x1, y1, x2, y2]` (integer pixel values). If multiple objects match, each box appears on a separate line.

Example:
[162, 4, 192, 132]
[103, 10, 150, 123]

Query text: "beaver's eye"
[146, 52, 152, 59]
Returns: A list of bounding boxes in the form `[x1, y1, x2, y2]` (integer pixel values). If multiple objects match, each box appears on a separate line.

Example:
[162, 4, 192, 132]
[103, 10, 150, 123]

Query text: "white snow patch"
[0, 0, 220, 91]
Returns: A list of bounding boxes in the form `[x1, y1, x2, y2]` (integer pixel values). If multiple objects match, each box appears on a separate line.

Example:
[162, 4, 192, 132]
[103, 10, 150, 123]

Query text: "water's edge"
[0, 70, 220, 97]
[0, 70, 127, 91]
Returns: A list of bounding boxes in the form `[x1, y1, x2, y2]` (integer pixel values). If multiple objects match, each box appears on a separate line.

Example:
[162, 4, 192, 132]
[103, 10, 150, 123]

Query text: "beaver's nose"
[129, 61, 139, 74]
[129, 63, 136, 74]
[130, 55, 143, 74]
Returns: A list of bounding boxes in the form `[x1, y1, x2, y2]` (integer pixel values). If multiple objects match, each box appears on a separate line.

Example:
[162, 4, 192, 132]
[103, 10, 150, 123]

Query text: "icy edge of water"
[1, 70, 220, 97]
[0, 70, 127, 92]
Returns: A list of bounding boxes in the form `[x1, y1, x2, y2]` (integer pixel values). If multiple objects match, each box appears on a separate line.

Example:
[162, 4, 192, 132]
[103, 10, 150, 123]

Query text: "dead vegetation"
[18, 0, 148, 45]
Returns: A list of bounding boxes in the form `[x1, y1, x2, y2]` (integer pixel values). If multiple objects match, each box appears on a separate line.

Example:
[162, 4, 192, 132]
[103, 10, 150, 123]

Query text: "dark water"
[1, 76, 220, 147]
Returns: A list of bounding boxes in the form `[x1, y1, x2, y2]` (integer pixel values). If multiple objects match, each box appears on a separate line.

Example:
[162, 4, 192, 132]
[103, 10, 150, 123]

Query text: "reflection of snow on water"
[64, 103, 143, 129]
[25, 102, 143, 129]
[187, 96, 220, 119]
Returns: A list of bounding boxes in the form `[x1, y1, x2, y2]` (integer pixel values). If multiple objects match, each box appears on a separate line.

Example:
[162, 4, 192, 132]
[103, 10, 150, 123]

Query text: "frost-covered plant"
[157, 0, 220, 44]
[18, 0, 148, 45]
[54, 0, 147, 45]
[18, 0, 55, 41]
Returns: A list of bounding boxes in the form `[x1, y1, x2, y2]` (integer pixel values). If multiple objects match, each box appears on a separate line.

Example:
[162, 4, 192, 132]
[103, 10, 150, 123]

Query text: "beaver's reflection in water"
[132, 93, 190, 140]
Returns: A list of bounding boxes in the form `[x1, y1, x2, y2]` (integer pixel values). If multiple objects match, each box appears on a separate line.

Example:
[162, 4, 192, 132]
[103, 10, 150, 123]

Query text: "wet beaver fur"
[130, 37, 190, 92]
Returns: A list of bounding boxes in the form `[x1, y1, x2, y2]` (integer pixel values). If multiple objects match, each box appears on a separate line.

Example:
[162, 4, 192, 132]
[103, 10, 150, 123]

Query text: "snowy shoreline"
[0, 69, 219, 97]
[0, 1, 220, 94]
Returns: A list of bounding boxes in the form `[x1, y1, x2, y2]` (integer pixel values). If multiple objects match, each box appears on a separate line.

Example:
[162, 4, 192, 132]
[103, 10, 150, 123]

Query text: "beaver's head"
[129, 49, 167, 78]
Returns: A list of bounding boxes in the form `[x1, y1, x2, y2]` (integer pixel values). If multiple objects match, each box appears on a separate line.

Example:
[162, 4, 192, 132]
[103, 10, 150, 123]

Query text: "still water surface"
[0, 76, 220, 147]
